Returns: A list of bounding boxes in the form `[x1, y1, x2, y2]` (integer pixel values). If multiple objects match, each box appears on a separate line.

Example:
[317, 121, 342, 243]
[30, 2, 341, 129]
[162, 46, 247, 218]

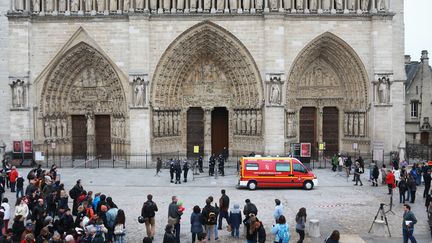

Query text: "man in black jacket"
[218, 189, 229, 230]
[202, 198, 218, 241]
[141, 194, 158, 240]
[424, 170, 431, 198]
[168, 196, 182, 243]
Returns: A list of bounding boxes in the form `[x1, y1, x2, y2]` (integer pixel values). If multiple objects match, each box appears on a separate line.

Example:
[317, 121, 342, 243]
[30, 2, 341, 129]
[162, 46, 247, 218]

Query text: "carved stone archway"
[286, 32, 370, 154]
[151, 21, 264, 157]
[39, 42, 128, 158]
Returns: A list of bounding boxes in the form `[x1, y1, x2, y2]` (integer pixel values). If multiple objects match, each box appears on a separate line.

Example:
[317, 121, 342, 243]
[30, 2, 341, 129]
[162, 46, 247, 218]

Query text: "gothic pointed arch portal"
[151, 21, 264, 156]
[39, 42, 128, 159]
[286, 32, 369, 157]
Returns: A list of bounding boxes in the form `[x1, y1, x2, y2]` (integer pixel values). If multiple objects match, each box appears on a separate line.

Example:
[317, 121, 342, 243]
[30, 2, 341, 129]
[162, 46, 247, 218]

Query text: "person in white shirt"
[1, 198, 10, 232]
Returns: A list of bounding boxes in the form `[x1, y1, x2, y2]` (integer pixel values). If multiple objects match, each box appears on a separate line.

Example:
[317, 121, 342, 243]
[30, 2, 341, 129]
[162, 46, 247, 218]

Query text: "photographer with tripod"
[402, 204, 417, 243]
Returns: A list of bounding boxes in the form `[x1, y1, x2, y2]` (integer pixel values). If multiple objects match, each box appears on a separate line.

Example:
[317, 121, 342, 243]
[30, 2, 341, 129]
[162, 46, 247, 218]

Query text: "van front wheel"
[248, 181, 257, 190]
[303, 181, 314, 190]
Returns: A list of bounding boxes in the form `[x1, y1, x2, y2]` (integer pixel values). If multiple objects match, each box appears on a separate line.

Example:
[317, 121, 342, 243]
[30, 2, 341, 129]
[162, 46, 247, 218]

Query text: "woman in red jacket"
[385, 170, 396, 195]
[9, 166, 18, 193]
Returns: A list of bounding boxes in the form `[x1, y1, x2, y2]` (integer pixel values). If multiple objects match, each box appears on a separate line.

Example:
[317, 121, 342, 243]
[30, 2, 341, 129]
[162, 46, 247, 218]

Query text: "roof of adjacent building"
[405, 61, 420, 91]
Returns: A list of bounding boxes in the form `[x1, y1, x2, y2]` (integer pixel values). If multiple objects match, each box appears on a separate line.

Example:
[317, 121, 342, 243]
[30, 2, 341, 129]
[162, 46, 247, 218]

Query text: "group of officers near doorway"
[157, 147, 229, 183]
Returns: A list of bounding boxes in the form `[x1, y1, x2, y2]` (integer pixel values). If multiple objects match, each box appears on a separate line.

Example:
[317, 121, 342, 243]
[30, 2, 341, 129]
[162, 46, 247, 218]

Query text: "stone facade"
[405, 51, 432, 145]
[1, 0, 406, 160]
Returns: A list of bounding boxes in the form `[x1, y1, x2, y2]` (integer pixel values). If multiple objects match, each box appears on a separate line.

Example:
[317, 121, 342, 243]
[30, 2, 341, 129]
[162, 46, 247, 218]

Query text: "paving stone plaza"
[5, 166, 430, 243]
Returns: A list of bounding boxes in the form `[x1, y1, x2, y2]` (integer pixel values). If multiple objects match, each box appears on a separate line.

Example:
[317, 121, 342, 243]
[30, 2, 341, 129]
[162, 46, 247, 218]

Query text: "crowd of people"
[0, 161, 126, 243]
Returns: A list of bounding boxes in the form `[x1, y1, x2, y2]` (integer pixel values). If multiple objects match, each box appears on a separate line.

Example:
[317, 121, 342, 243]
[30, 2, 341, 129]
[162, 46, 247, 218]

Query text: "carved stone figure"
[322, 0, 330, 9]
[15, 0, 24, 11]
[173, 112, 179, 135]
[270, 83, 281, 105]
[59, 0, 66, 11]
[270, 0, 277, 9]
[153, 114, 159, 136]
[110, 0, 117, 11]
[136, 0, 144, 9]
[335, 0, 342, 10]
[359, 113, 365, 136]
[190, 0, 198, 9]
[361, 0, 369, 11]
[86, 113, 94, 135]
[229, 0, 237, 9]
[287, 113, 296, 137]
[62, 119, 67, 138]
[344, 113, 349, 135]
[378, 77, 389, 104]
[14, 83, 24, 108]
[216, 0, 224, 10]
[50, 120, 57, 137]
[56, 119, 62, 138]
[296, 0, 303, 9]
[71, 0, 79, 11]
[164, 0, 171, 11]
[32, 0, 40, 12]
[97, 0, 105, 11]
[353, 113, 359, 136]
[251, 112, 257, 135]
[256, 0, 263, 9]
[256, 111, 262, 135]
[84, 0, 92, 11]
[124, 0, 130, 10]
[309, 0, 317, 10]
[243, 0, 250, 10]
[377, 0, 386, 10]
[44, 120, 51, 138]
[347, 0, 355, 10]
[134, 83, 145, 106]
[159, 113, 165, 136]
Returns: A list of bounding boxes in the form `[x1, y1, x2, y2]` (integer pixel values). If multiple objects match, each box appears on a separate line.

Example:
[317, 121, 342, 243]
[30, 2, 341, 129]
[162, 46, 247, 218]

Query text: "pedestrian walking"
[337, 155, 344, 176]
[183, 161, 189, 183]
[371, 165, 379, 187]
[407, 174, 417, 203]
[273, 199, 283, 224]
[394, 168, 401, 187]
[190, 205, 203, 243]
[331, 154, 337, 172]
[174, 160, 182, 184]
[295, 208, 307, 243]
[1, 198, 10, 234]
[209, 154, 216, 176]
[141, 194, 158, 240]
[402, 204, 417, 243]
[170, 159, 175, 183]
[229, 203, 242, 239]
[345, 156, 352, 177]
[271, 215, 290, 243]
[423, 169, 431, 198]
[381, 164, 387, 185]
[385, 170, 395, 195]
[353, 162, 363, 186]
[8, 167, 18, 193]
[198, 156, 204, 173]
[168, 196, 182, 243]
[398, 178, 408, 203]
[156, 157, 162, 176]
[218, 155, 225, 176]
[218, 189, 229, 230]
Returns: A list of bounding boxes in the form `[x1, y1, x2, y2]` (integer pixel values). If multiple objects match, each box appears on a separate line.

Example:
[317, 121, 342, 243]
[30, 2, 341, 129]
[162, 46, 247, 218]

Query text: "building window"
[411, 101, 419, 117]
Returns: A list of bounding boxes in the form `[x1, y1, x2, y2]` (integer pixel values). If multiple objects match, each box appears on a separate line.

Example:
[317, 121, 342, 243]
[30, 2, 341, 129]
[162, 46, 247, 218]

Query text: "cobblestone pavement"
[6, 167, 432, 243]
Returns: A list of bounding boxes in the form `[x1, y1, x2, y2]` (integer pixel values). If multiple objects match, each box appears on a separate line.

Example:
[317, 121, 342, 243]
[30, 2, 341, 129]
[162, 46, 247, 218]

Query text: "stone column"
[343, 0, 349, 13]
[330, 0, 335, 13]
[290, 0, 295, 12]
[318, 0, 323, 13]
[203, 107, 212, 159]
[317, 106, 323, 143]
[26, 0, 30, 12]
[371, 0, 376, 13]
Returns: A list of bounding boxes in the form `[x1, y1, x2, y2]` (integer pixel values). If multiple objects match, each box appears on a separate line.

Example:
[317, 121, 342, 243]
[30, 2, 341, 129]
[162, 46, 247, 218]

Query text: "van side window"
[276, 163, 291, 172]
[245, 163, 259, 171]
[293, 163, 306, 173]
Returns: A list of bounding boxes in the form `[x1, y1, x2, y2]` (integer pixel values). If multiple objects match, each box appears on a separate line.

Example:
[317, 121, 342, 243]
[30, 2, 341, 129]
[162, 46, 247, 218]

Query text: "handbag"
[168, 216, 178, 225]
[226, 224, 232, 232]
[114, 224, 125, 235]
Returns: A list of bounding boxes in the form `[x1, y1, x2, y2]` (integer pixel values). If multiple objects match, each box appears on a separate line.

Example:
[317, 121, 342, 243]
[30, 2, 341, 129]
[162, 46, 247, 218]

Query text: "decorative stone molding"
[129, 73, 149, 108]
[373, 73, 393, 106]
[285, 110, 297, 138]
[9, 77, 29, 110]
[266, 73, 285, 107]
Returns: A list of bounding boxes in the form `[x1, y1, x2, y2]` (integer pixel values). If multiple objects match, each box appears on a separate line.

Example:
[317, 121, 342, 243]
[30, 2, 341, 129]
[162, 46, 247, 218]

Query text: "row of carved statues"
[12, 0, 388, 13]
[112, 117, 127, 138]
[344, 112, 366, 137]
[44, 117, 69, 139]
[153, 110, 181, 137]
[233, 109, 262, 136]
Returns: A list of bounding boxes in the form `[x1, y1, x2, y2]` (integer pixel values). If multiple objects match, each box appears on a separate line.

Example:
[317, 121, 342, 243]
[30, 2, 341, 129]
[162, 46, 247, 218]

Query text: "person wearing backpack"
[246, 214, 266, 243]
[295, 208, 307, 243]
[271, 215, 289, 243]
[141, 194, 158, 240]
[201, 198, 217, 241]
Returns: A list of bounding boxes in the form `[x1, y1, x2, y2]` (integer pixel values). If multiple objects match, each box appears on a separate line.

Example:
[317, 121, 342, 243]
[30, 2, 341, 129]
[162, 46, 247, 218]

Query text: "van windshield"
[293, 163, 307, 173]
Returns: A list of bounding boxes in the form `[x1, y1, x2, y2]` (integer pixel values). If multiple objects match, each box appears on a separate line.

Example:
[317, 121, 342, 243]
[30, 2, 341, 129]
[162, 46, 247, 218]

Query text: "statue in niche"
[62, 119, 67, 138]
[50, 120, 57, 138]
[59, 0, 66, 11]
[243, 0, 250, 10]
[71, 0, 79, 11]
[84, 0, 92, 11]
[86, 113, 94, 135]
[359, 113, 365, 136]
[134, 82, 145, 107]
[15, 0, 24, 11]
[256, 112, 262, 135]
[256, 0, 263, 9]
[236, 111, 241, 134]
[44, 120, 51, 138]
[251, 112, 257, 135]
[173, 112, 179, 135]
[153, 114, 159, 136]
[216, 0, 224, 10]
[120, 118, 125, 138]
[201, 61, 214, 82]
[164, 0, 171, 11]
[353, 113, 359, 136]
[347, 0, 355, 10]
[124, 0, 130, 10]
[245, 111, 251, 135]
[361, 0, 369, 11]
[287, 113, 296, 137]
[190, 0, 197, 9]
[296, 0, 303, 9]
[378, 77, 390, 104]
[270, 0, 278, 9]
[335, 0, 342, 10]
[110, 0, 117, 11]
[159, 113, 165, 136]
[32, 0, 40, 12]
[166, 112, 171, 135]
[13, 82, 24, 108]
[344, 113, 349, 135]
[97, 0, 105, 11]
[56, 119, 62, 138]
[309, 0, 317, 10]
[377, 0, 386, 10]
[136, 0, 144, 9]
[322, 0, 330, 9]
[269, 83, 281, 105]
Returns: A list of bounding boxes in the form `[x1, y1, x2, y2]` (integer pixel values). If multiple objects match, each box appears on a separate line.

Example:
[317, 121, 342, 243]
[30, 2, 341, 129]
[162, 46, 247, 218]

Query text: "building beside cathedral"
[405, 51, 432, 146]
[0, 0, 406, 163]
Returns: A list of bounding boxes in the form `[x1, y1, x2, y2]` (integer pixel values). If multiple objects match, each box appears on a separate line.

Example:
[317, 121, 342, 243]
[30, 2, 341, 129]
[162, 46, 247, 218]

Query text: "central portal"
[211, 107, 229, 156]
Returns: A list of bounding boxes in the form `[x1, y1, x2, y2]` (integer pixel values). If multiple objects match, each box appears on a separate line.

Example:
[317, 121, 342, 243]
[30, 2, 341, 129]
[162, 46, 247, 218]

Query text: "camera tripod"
[386, 190, 395, 215]
[368, 203, 392, 237]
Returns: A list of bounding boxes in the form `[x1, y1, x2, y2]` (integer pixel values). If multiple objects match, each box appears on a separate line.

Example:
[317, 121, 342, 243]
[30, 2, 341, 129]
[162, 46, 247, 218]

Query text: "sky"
[405, 0, 432, 60]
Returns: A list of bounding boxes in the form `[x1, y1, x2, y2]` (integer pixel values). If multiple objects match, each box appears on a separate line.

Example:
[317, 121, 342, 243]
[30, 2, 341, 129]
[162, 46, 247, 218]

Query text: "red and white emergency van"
[238, 157, 318, 190]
